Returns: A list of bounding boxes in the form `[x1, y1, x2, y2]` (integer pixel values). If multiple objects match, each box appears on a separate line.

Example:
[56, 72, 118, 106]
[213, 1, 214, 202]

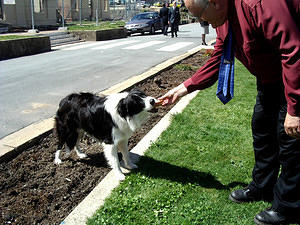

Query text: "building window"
[34, 0, 45, 13]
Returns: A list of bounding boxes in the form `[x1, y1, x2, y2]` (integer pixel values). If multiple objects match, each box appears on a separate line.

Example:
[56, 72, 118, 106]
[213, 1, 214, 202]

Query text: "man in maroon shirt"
[159, 0, 300, 224]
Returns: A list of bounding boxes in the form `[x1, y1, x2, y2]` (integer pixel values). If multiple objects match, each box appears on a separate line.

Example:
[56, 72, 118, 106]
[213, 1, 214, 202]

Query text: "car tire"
[150, 26, 155, 34]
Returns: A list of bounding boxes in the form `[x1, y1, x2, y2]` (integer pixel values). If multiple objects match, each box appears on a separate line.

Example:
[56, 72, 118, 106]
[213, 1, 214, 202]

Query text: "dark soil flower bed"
[0, 51, 210, 225]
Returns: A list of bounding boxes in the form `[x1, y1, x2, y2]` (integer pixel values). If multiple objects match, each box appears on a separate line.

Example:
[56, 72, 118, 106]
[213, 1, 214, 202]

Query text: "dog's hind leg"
[54, 146, 63, 164]
[54, 118, 67, 164]
[74, 131, 87, 159]
[54, 133, 76, 164]
[65, 145, 71, 157]
[103, 144, 125, 181]
[118, 140, 138, 170]
[64, 131, 78, 158]
[54, 142, 70, 164]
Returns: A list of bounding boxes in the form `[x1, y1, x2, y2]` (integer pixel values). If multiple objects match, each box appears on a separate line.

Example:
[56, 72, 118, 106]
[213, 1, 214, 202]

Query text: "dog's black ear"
[130, 89, 146, 97]
[117, 98, 128, 119]
[117, 92, 145, 118]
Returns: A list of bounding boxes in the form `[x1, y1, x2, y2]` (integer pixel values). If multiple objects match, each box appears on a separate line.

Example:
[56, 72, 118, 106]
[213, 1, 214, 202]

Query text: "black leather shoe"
[229, 187, 273, 203]
[254, 208, 300, 225]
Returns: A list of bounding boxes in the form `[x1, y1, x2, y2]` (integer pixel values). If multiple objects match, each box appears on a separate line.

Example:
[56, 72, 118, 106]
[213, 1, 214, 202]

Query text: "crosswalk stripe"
[122, 41, 166, 50]
[156, 42, 194, 52]
[62, 40, 118, 50]
[92, 40, 140, 50]
[60, 40, 196, 52]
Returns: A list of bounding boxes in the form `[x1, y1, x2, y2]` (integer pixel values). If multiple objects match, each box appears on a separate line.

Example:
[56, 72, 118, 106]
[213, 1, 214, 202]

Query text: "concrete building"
[0, 0, 57, 27]
[55, 0, 111, 22]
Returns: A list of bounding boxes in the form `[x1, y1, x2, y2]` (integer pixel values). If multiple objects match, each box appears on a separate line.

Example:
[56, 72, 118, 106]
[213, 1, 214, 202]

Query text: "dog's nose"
[150, 98, 155, 106]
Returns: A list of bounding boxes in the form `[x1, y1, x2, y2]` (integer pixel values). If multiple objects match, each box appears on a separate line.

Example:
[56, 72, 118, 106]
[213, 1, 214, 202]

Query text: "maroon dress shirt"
[183, 0, 300, 116]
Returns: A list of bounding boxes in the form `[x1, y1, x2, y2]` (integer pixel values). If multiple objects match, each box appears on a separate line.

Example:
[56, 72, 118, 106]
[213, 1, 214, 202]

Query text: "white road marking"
[92, 40, 140, 49]
[62, 40, 118, 50]
[157, 42, 194, 52]
[52, 41, 87, 50]
[122, 41, 166, 50]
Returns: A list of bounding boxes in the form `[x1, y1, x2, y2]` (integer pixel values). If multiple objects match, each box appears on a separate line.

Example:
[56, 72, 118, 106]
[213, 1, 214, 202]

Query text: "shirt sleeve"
[183, 26, 226, 93]
[255, 0, 300, 116]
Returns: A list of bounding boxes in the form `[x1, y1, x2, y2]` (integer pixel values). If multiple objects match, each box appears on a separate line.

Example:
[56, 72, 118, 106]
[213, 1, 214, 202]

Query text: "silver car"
[125, 12, 162, 35]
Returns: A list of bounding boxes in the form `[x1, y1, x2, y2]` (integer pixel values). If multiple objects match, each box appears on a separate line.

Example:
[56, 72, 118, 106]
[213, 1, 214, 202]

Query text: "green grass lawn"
[67, 21, 125, 31]
[0, 35, 35, 41]
[87, 61, 273, 224]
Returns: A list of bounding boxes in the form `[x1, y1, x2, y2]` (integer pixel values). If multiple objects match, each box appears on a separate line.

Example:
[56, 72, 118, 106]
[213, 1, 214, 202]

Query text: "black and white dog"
[54, 89, 157, 180]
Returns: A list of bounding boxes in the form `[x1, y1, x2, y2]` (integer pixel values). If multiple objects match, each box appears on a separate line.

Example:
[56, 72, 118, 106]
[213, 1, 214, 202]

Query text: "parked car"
[124, 12, 162, 35]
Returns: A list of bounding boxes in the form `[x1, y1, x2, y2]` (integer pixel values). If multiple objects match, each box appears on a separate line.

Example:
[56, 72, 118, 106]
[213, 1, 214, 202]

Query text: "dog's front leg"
[118, 140, 138, 170]
[103, 144, 125, 181]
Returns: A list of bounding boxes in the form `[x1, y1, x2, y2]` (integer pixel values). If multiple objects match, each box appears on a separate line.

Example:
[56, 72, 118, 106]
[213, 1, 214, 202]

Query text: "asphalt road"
[0, 23, 216, 139]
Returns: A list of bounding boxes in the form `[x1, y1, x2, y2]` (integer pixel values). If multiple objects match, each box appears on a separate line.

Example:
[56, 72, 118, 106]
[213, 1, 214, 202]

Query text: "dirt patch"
[0, 51, 210, 225]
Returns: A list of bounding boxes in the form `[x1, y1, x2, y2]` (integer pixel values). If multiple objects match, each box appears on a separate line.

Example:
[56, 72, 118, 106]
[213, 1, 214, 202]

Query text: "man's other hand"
[284, 112, 300, 139]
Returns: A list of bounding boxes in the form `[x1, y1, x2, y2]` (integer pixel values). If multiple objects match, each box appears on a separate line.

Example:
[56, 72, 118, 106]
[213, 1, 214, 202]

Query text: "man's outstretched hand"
[157, 83, 188, 106]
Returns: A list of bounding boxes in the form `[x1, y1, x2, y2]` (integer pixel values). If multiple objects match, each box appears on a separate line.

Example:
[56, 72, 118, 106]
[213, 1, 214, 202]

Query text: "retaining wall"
[0, 36, 51, 60]
[69, 28, 127, 41]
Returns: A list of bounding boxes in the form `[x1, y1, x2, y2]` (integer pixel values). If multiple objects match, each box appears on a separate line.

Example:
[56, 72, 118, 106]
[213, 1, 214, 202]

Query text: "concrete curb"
[61, 90, 200, 225]
[0, 45, 214, 163]
[0, 118, 54, 163]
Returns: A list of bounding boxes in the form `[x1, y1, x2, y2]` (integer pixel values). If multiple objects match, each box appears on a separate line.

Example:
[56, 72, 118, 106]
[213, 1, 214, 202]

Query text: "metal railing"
[1, 1, 173, 30]
[55, 0, 142, 27]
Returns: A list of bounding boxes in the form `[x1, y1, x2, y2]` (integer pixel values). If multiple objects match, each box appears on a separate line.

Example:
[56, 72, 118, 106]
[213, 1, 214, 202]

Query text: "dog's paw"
[54, 158, 62, 164]
[115, 173, 126, 181]
[77, 152, 88, 159]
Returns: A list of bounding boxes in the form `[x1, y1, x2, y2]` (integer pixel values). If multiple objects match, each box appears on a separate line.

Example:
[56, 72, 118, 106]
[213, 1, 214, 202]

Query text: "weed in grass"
[174, 64, 194, 71]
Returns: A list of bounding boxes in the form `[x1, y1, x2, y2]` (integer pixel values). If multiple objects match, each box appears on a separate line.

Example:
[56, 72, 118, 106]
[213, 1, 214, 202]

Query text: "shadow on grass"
[75, 152, 246, 191]
[134, 155, 247, 190]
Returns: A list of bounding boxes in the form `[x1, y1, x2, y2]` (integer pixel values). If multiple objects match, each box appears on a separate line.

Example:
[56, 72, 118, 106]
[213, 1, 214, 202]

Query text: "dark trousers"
[161, 21, 168, 35]
[170, 23, 178, 37]
[249, 81, 300, 215]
